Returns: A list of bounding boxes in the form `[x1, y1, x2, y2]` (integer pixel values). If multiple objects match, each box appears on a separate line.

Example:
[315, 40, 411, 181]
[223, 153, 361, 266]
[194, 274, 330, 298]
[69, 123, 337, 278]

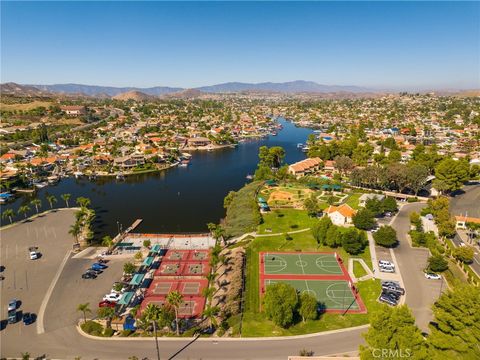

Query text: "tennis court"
[261, 252, 345, 276]
[263, 279, 361, 311]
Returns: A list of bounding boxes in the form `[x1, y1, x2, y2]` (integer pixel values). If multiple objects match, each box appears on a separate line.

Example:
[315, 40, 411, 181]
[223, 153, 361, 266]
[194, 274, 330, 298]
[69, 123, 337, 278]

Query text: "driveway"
[390, 203, 443, 332]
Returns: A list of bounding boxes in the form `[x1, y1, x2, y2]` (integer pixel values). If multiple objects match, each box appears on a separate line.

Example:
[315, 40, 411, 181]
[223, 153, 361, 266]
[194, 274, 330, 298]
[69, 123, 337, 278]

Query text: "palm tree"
[202, 305, 220, 332]
[61, 193, 71, 207]
[30, 199, 42, 214]
[102, 235, 114, 248]
[166, 290, 184, 336]
[69, 222, 81, 244]
[46, 195, 57, 209]
[77, 303, 91, 324]
[201, 286, 215, 305]
[2, 209, 14, 224]
[142, 303, 162, 360]
[97, 307, 115, 329]
[206, 272, 216, 285]
[18, 205, 30, 220]
[76, 197, 91, 208]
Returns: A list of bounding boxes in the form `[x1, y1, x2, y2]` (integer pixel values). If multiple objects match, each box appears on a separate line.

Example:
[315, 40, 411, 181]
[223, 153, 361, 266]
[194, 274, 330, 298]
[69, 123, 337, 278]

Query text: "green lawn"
[344, 192, 363, 209]
[242, 278, 381, 337]
[257, 209, 319, 234]
[353, 260, 368, 278]
[241, 227, 379, 337]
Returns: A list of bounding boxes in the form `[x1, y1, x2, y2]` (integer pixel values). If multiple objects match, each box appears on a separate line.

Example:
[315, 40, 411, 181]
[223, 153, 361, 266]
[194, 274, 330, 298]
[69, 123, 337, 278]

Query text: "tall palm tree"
[76, 197, 91, 209]
[61, 193, 71, 208]
[69, 222, 81, 244]
[2, 209, 15, 224]
[46, 195, 57, 209]
[77, 303, 91, 324]
[201, 286, 215, 305]
[102, 235, 114, 248]
[142, 303, 162, 360]
[202, 305, 220, 332]
[166, 290, 184, 336]
[97, 307, 115, 329]
[30, 199, 42, 214]
[18, 205, 30, 220]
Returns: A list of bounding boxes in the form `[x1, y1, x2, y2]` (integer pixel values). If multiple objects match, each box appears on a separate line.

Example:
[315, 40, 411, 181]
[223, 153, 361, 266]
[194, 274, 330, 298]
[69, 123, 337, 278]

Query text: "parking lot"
[0, 210, 128, 357]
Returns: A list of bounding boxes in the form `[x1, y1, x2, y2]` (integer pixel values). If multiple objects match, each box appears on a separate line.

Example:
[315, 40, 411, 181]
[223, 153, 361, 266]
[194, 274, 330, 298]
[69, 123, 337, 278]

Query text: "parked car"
[29, 247, 39, 260]
[385, 212, 392, 217]
[383, 290, 401, 301]
[425, 273, 441, 280]
[92, 262, 108, 269]
[379, 266, 395, 273]
[82, 272, 97, 279]
[379, 294, 398, 306]
[99, 300, 116, 308]
[8, 299, 17, 311]
[8, 309, 17, 324]
[91, 263, 107, 271]
[103, 293, 121, 302]
[22, 313, 36, 325]
[381, 284, 405, 295]
[379, 260, 394, 267]
[87, 268, 102, 275]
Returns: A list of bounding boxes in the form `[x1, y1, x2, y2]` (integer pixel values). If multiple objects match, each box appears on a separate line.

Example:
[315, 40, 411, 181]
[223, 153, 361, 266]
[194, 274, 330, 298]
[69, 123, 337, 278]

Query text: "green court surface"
[264, 279, 359, 310]
[263, 253, 343, 275]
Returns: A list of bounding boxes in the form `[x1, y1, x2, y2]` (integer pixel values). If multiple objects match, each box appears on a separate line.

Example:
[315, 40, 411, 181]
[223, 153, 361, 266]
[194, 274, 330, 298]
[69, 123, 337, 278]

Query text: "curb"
[76, 323, 369, 342]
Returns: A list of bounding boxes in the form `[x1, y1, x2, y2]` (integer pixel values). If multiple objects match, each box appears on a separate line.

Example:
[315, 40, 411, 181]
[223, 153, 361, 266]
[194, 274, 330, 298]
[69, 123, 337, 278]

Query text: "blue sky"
[1, 1, 479, 90]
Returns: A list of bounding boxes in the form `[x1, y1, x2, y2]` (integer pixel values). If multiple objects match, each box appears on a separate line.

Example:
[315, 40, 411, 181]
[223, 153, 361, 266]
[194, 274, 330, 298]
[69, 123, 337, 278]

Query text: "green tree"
[434, 158, 469, 193]
[311, 217, 332, 246]
[123, 262, 136, 275]
[263, 282, 298, 328]
[30, 198, 42, 214]
[69, 222, 81, 244]
[381, 197, 398, 213]
[2, 208, 15, 224]
[202, 305, 220, 331]
[76, 196, 91, 208]
[77, 303, 91, 324]
[303, 193, 319, 217]
[46, 194, 57, 209]
[166, 290, 184, 335]
[97, 306, 115, 329]
[18, 205, 30, 219]
[360, 305, 428, 360]
[325, 225, 342, 247]
[453, 246, 474, 263]
[298, 292, 318, 322]
[353, 209, 376, 230]
[61, 193, 71, 207]
[223, 191, 236, 209]
[342, 228, 367, 255]
[373, 225, 397, 247]
[102, 235, 113, 248]
[427, 254, 449, 272]
[365, 198, 383, 217]
[406, 164, 429, 195]
[428, 284, 480, 359]
[334, 155, 355, 176]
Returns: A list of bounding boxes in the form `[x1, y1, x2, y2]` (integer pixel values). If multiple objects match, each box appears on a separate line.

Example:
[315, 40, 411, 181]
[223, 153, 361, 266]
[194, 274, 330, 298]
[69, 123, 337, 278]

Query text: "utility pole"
[153, 320, 160, 360]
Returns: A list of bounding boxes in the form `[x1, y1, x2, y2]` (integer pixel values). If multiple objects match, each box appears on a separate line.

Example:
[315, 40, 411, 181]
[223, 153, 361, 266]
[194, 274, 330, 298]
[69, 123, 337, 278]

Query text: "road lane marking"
[37, 249, 71, 334]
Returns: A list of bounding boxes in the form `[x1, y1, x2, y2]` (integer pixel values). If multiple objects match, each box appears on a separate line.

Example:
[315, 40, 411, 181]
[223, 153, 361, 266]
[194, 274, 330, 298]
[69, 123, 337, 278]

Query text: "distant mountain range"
[22, 80, 373, 96]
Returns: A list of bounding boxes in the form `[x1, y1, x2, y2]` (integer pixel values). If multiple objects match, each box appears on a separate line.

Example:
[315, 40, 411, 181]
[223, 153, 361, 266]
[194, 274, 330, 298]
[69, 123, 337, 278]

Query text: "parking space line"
[37, 249, 71, 334]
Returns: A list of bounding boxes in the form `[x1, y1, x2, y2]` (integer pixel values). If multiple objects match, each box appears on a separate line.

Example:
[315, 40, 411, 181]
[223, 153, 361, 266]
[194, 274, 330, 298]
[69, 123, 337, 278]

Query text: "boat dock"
[126, 219, 143, 233]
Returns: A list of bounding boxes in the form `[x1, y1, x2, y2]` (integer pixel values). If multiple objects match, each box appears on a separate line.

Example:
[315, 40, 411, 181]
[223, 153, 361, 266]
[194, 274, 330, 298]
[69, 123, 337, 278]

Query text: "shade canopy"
[142, 256, 154, 267]
[118, 291, 134, 305]
[151, 244, 162, 253]
[129, 273, 145, 286]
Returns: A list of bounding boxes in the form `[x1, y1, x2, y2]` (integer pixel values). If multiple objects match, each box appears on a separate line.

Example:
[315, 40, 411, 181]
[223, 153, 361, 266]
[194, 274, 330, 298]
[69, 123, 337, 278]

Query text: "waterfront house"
[187, 137, 211, 147]
[324, 204, 356, 226]
[288, 157, 322, 177]
[113, 154, 145, 169]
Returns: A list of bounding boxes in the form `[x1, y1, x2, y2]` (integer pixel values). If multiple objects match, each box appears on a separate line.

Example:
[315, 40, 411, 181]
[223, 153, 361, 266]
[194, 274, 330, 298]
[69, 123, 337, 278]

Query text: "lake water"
[1, 118, 313, 238]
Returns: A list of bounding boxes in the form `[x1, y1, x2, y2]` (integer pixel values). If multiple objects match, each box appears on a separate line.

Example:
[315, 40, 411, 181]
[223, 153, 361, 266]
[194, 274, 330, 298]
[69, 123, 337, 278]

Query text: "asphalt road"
[390, 203, 443, 332]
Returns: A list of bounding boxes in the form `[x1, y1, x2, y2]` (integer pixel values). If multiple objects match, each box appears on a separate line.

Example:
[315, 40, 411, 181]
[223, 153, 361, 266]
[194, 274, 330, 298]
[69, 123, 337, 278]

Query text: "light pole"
[116, 221, 120, 235]
[152, 320, 160, 360]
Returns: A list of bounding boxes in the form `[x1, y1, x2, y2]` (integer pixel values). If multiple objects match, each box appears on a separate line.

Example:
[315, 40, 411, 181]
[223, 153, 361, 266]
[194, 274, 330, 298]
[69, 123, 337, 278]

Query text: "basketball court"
[260, 251, 366, 313]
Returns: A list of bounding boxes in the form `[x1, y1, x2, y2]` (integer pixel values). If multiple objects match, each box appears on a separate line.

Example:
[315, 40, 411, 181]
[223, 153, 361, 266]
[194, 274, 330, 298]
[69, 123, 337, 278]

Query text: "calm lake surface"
[1, 118, 313, 237]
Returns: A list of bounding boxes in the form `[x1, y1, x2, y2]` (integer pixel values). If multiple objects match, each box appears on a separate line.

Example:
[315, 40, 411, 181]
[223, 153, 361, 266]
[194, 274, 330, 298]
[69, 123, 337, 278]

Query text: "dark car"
[22, 313, 36, 325]
[82, 272, 97, 279]
[98, 300, 116, 308]
[383, 291, 401, 301]
[92, 262, 108, 269]
[382, 284, 405, 295]
[379, 295, 397, 306]
[8, 309, 17, 324]
[87, 268, 102, 275]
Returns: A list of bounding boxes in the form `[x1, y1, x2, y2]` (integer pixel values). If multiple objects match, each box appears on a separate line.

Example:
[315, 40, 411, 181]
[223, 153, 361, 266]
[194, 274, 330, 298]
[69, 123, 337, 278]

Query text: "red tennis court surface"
[164, 249, 210, 261]
[141, 296, 206, 318]
[154, 261, 211, 277]
[260, 251, 366, 313]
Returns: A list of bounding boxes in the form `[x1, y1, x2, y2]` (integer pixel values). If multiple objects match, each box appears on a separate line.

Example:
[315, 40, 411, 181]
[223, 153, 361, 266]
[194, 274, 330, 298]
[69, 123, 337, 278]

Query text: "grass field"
[257, 209, 319, 234]
[353, 260, 368, 278]
[345, 192, 363, 209]
[1, 100, 53, 111]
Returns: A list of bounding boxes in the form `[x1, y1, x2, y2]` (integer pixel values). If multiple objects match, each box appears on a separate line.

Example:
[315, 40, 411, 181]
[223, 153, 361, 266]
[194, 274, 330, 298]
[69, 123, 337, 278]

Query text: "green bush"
[407, 197, 418, 203]
[81, 320, 104, 335]
[103, 327, 115, 337]
[120, 329, 133, 337]
[224, 182, 262, 237]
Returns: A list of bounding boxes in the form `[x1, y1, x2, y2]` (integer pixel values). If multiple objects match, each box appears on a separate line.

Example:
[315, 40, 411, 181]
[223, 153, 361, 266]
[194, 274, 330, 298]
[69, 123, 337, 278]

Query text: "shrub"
[373, 226, 397, 247]
[120, 330, 133, 337]
[224, 182, 262, 237]
[428, 255, 449, 272]
[81, 320, 104, 335]
[103, 327, 115, 337]
[143, 239, 151, 248]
